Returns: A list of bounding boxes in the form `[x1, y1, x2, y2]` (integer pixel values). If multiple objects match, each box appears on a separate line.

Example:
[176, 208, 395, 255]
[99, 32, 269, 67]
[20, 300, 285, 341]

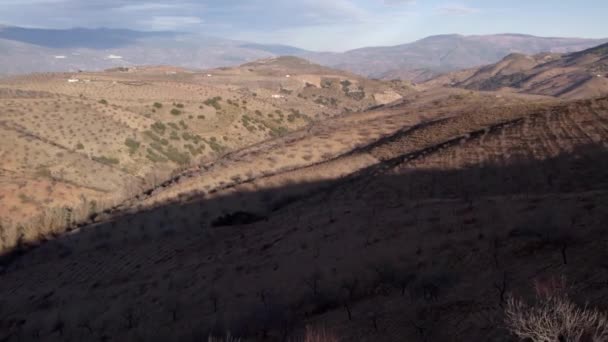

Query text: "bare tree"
[505, 279, 608, 342]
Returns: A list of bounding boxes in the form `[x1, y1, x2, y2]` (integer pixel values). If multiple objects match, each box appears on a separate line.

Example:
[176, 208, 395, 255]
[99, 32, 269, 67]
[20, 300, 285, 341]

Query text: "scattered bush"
[505, 279, 608, 342]
[205, 138, 225, 153]
[204, 97, 222, 110]
[164, 146, 190, 165]
[269, 126, 289, 138]
[146, 149, 167, 163]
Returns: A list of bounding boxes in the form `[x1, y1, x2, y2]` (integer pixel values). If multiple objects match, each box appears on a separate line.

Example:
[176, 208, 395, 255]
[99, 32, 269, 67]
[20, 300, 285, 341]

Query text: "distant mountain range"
[1, 26, 607, 80]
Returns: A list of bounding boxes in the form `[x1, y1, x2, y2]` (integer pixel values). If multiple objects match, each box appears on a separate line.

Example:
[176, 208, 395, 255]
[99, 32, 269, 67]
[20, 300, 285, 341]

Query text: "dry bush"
[300, 326, 339, 342]
[207, 333, 240, 342]
[505, 278, 608, 342]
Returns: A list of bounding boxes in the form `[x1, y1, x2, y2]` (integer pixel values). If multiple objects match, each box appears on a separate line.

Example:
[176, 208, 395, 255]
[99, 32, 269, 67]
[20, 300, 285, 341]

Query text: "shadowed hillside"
[1, 95, 607, 341]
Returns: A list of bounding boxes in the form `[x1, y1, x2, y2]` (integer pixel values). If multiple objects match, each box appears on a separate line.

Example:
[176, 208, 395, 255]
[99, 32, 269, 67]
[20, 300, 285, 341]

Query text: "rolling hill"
[425, 42, 608, 99]
[0, 57, 409, 244]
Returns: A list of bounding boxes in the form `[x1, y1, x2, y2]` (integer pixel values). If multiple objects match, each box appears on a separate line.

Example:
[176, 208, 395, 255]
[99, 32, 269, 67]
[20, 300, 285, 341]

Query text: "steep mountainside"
[304, 34, 608, 81]
[426, 42, 608, 99]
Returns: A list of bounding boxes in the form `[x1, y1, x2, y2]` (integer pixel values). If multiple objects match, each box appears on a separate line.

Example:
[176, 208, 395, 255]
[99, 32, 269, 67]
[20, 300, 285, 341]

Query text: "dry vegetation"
[0, 59, 411, 250]
[0, 65, 606, 342]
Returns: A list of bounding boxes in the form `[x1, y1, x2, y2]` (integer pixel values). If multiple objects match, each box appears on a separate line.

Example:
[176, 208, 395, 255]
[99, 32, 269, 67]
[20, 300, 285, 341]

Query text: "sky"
[0, 0, 607, 51]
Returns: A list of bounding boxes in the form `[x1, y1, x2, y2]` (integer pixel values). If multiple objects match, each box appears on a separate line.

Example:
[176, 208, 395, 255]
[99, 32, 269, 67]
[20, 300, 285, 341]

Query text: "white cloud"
[116, 3, 183, 12]
[436, 4, 480, 15]
[383, 0, 416, 5]
[139, 16, 203, 30]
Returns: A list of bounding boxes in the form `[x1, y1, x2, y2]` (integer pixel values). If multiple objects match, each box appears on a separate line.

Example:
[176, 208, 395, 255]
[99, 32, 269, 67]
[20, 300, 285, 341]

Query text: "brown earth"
[423, 42, 608, 99]
[1, 80, 606, 342]
[0, 57, 410, 243]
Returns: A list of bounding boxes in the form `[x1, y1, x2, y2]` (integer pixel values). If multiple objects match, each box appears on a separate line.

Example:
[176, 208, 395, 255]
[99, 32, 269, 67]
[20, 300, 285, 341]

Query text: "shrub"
[182, 132, 193, 141]
[505, 279, 608, 342]
[301, 326, 339, 342]
[19, 193, 35, 204]
[207, 334, 240, 342]
[174, 103, 184, 108]
[171, 109, 182, 116]
[124, 138, 140, 154]
[99, 99, 108, 105]
[205, 138, 225, 153]
[75, 142, 84, 150]
[269, 126, 289, 138]
[153, 102, 163, 109]
[93, 156, 119, 166]
[204, 97, 222, 110]
[151, 122, 166, 135]
[164, 146, 190, 165]
[146, 149, 168, 163]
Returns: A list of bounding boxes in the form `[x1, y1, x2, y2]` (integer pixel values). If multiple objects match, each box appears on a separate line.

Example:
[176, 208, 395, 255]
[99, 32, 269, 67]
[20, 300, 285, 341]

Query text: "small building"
[67, 78, 79, 83]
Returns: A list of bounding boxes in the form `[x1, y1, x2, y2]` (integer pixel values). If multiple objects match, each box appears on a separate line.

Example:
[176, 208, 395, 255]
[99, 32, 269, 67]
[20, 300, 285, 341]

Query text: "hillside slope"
[426, 42, 608, 99]
[0, 58, 409, 243]
[1, 93, 606, 341]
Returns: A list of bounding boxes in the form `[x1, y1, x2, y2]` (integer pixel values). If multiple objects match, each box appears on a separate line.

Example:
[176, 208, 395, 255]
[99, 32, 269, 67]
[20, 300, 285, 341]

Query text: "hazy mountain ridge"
[1, 26, 607, 81]
[304, 34, 608, 81]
